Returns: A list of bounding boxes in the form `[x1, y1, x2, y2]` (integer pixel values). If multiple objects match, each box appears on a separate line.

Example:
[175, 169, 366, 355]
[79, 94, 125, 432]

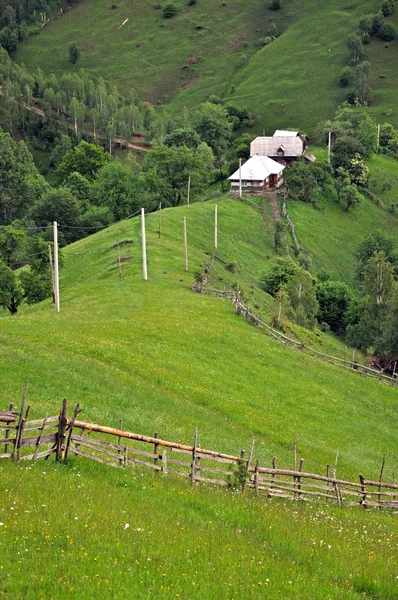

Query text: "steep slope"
[16, 0, 398, 135]
[1, 198, 397, 482]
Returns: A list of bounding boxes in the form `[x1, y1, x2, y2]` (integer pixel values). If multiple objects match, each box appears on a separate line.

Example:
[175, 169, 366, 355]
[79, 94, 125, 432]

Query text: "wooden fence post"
[4, 402, 14, 455]
[33, 414, 49, 461]
[117, 419, 124, 467]
[359, 474, 367, 507]
[154, 432, 159, 468]
[64, 403, 81, 463]
[326, 464, 330, 503]
[57, 399, 68, 461]
[162, 449, 168, 474]
[191, 427, 198, 484]
[378, 454, 386, 508]
[269, 456, 277, 497]
[195, 444, 201, 483]
[254, 459, 260, 495]
[297, 458, 304, 499]
[15, 405, 30, 462]
[13, 384, 28, 458]
[243, 439, 255, 492]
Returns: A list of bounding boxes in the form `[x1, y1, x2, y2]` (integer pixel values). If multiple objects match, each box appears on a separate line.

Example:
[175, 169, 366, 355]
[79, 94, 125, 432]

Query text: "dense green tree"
[90, 162, 143, 220]
[339, 184, 361, 210]
[0, 224, 26, 267]
[0, 260, 22, 314]
[31, 188, 83, 244]
[381, 0, 394, 16]
[316, 280, 355, 332]
[355, 231, 397, 282]
[379, 21, 396, 40]
[332, 136, 366, 170]
[339, 66, 352, 87]
[56, 141, 111, 182]
[143, 142, 214, 207]
[260, 257, 298, 297]
[164, 128, 201, 149]
[347, 33, 363, 64]
[287, 268, 318, 329]
[359, 14, 373, 34]
[69, 42, 80, 69]
[194, 102, 233, 157]
[355, 61, 372, 106]
[0, 132, 37, 224]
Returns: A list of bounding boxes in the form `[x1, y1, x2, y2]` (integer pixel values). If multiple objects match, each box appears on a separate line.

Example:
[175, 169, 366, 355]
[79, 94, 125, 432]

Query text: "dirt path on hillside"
[0, 87, 150, 152]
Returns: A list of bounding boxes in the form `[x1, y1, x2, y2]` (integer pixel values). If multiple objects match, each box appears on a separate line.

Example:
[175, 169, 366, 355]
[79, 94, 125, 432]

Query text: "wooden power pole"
[48, 244, 55, 304]
[183, 216, 188, 271]
[214, 204, 218, 249]
[53, 221, 60, 313]
[141, 208, 148, 281]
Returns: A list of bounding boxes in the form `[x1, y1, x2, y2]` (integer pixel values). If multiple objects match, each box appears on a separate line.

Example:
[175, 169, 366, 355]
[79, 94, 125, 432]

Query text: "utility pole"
[214, 204, 218, 249]
[239, 158, 242, 198]
[159, 202, 162, 239]
[141, 208, 147, 281]
[53, 221, 60, 313]
[187, 174, 191, 207]
[48, 244, 55, 304]
[328, 131, 331, 164]
[183, 216, 188, 271]
[377, 123, 380, 152]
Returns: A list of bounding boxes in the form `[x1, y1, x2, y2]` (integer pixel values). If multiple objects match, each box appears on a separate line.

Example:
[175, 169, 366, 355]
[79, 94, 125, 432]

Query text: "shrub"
[163, 3, 177, 17]
[339, 66, 352, 87]
[371, 12, 384, 34]
[381, 0, 394, 16]
[188, 0, 196, 4]
[379, 22, 396, 40]
[269, 0, 280, 9]
[359, 14, 373, 34]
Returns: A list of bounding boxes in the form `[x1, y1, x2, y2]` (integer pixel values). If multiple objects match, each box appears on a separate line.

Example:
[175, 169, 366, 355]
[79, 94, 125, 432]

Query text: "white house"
[228, 155, 285, 194]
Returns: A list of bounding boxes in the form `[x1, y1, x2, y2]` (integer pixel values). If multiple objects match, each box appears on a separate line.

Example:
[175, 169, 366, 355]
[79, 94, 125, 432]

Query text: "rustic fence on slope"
[191, 283, 398, 386]
[1, 397, 397, 511]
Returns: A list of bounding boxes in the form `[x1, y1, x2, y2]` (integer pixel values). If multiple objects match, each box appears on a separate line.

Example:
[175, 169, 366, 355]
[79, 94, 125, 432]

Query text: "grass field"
[286, 181, 398, 285]
[16, 0, 398, 136]
[1, 197, 398, 598]
[0, 460, 397, 599]
[1, 198, 397, 478]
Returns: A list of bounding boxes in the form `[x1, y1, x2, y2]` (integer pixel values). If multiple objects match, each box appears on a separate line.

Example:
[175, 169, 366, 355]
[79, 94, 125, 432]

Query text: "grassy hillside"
[16, 0, 398, 135]
[0, 198, 397, 480]
[286, 188, 398, 285]
[1, 198, 398, 598]
[1, 460, 397, 599]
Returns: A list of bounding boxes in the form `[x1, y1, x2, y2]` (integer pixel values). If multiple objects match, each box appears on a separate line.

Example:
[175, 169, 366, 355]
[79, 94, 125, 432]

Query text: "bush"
[163, 3, 177, 17]
[188, 0, 196, 4]
[339, 66, 352, 87]
[381, 0, 394, 16]
[371, 12, 384, 34]
[359, 14, 373, 34]
[269, 0, 280, 9]
[379, 22, 396, 40]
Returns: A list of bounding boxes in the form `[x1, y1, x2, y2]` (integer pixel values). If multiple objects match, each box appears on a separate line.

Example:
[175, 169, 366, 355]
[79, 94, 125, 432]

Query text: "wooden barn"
[228, 155, 285, 194]
[250, 130, 316, 166]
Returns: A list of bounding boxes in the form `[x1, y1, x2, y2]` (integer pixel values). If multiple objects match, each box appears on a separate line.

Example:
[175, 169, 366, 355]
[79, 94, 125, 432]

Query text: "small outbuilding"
[228, 155, 285, 194]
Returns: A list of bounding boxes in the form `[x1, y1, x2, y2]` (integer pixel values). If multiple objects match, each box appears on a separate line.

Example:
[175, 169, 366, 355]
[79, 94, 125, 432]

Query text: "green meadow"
[1, 197, 398, 597]
[0, 460, 397, 599]
[16, 0, 398, 135]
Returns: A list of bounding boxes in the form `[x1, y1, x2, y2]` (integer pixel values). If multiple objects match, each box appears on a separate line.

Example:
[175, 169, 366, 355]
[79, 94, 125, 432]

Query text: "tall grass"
[0, 460, 397, 599]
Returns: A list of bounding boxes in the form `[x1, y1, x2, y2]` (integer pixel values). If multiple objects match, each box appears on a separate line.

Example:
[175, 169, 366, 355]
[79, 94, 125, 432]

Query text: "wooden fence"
[1, 398, 397, 511]
[191, 283, 398, 386]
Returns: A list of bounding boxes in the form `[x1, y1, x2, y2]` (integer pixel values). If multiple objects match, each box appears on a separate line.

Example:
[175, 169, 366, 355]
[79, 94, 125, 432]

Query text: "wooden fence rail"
[1, 398, 397, 512]
[191, 284, 397, 386]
